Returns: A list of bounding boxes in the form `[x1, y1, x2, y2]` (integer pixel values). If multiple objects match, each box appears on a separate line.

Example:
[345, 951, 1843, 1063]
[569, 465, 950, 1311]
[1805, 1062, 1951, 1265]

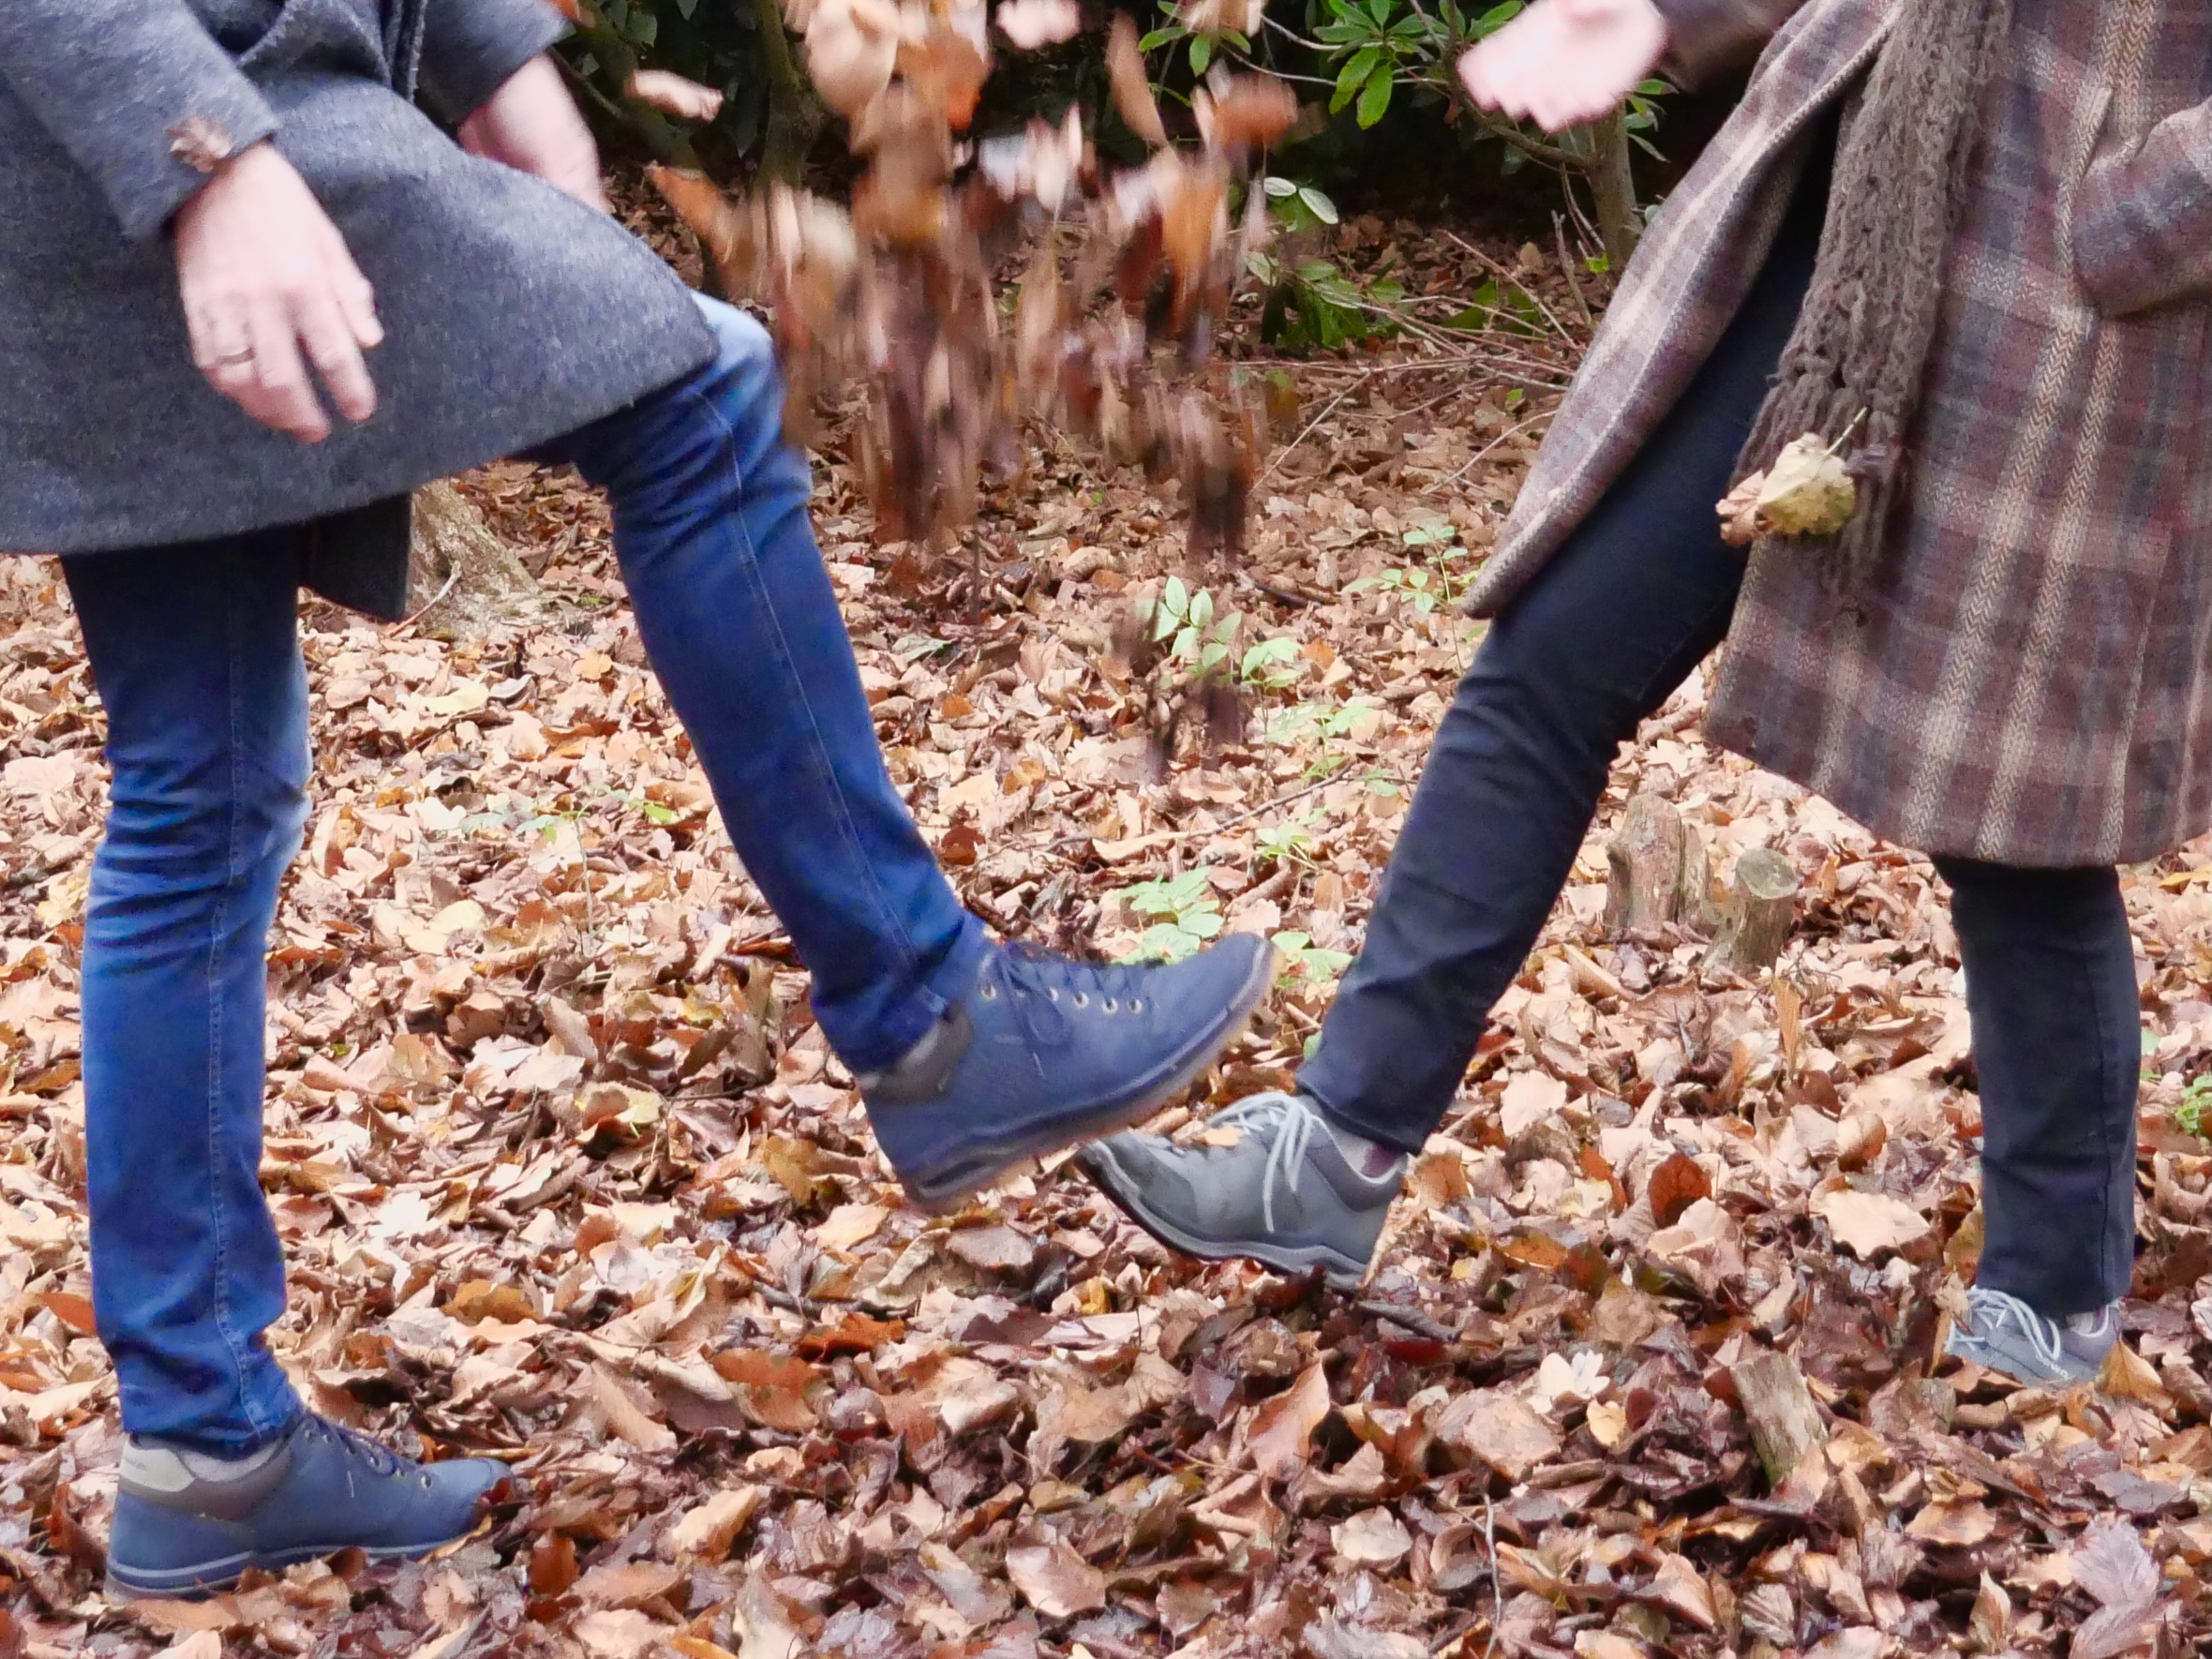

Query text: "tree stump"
[1604, 793, 1708, 934]
[1729, 1351, 1827, 1488]
[1704, 847, 1801, 976]
[407, 481, 552, 640]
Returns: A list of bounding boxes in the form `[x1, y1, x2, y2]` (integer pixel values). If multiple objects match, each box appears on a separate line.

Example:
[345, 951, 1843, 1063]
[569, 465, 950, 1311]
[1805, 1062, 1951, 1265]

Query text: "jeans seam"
[680, 378, 929, 989]
[2081, 925, 2120, 1308]
[207, 590, 273, 1443]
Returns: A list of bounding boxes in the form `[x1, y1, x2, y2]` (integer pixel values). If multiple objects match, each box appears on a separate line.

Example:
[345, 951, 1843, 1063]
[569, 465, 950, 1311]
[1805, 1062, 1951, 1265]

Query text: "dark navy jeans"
[65, 297, 984, 1450]
[1301, 143, 2138, 1317]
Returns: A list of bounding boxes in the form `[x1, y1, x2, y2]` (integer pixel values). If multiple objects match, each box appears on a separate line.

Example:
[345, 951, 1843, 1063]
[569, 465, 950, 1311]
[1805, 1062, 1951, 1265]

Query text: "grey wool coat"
[1469, 0, 2212, 867]
[0, 0, 715, 617]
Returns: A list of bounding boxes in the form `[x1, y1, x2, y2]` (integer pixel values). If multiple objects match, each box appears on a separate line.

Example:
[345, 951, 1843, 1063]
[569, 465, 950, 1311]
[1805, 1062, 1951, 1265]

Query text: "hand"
[173, 141, 381, 442]
[458, 53, 608, 213]
[1458, 0, 1669, 132]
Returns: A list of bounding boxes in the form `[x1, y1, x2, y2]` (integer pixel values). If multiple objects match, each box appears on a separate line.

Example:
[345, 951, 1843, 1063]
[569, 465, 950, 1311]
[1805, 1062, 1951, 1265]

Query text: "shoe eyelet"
[1102, 998, 1117, 1012]
[1047, 988, 1060, 1002]
[420, 1474, 434, 1489]
[979, 984, 997, 1001]
[1072, 993, 1089, 1008]
[1129, 998, 1143, 1013]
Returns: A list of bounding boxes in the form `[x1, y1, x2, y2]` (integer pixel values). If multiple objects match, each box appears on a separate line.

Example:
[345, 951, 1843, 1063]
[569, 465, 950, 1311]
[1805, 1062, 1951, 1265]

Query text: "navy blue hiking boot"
[859, 934, 1273, 1210]
[106, 1415, 507, 1599]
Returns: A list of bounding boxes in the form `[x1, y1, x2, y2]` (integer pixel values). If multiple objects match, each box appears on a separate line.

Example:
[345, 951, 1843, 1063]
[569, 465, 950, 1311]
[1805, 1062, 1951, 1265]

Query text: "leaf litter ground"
[0, 203, 2209, 1659]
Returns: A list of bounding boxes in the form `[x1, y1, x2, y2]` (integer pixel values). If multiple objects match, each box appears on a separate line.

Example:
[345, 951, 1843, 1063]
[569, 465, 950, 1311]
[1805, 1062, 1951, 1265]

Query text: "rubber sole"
[104, 1531, 471, 1602]
[1944, 1328, 2100, 1389]
[1074, 1139, 1373, 1290]
[895, 942, 1276, 1212]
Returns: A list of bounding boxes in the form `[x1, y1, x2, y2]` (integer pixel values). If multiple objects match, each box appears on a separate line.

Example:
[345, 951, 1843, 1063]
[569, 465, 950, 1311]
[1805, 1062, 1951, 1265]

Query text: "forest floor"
[0, 195, 2209, 1659]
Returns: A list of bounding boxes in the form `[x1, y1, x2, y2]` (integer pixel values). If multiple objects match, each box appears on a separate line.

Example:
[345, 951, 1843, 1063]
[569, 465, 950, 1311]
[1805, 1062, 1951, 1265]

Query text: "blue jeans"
[66, 297, 984, 1449]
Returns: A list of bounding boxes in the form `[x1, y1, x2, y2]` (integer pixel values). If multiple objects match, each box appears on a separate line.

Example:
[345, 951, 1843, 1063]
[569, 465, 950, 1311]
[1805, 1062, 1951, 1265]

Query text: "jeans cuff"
[830, 913, 992, 1073]
[1300, 1075, 1428, 1158]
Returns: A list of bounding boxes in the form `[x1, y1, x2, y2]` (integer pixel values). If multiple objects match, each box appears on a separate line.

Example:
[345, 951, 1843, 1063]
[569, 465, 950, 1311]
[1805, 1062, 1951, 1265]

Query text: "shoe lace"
[306, 1416, 403, 1480]
[1209, 1090, 1314, 1233]
[978, 944, 1151, 1046]
[1962, 1286, 2068, 1374]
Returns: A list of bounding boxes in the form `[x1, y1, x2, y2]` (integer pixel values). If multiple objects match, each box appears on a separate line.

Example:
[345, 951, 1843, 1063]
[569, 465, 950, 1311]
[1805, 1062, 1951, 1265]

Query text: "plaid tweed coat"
[1468, 0, 2212, 866]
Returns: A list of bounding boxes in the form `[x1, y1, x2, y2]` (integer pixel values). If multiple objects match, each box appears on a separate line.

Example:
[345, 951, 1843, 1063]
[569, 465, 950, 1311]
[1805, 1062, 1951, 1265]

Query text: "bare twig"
[1484, 1494, 1502, 1659]
[1552, 212, 1592, 329]
[385, 566, 461, 636]
[1355, 1297, 1457, 1342]
[1260, 382, 1363, 482]
[1439, 411, 1553, 487]
[1442, 231, 1576, 345]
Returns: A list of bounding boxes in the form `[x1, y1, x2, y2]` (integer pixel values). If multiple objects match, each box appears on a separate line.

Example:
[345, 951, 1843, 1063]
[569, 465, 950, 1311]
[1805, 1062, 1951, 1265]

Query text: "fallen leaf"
[576, 1561, 683, 1607]
[1755, 433, 1856, 537]
[729, 1574, 807, 1659]
[1248, 1361, 1331, 1478]
[572, 1609, 668, 1659]
[1645, 1151, 1711, 1229]
[1646, 1551, 1715, 1629]
[1499, 1070, 1567, 1137]
[1906, 1498, 1995, 1547]
[1331, 1506, 1412, 1568]
[1005, 1536, 1106, 1618]
[665, 1485, 766, 1562]
[1812, 1187, 1930, 1257]
[2073, 1517, 2159, 1608]
[1802, 1633, 1884, 1659]
[1436, 1387, 1562, 1482]
[590, 1364, 676, 1452]
[811, 1201, 889, 1250]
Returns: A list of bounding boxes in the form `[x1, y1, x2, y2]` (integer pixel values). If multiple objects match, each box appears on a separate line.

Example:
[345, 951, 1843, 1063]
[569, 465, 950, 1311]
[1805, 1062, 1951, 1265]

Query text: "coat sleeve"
[0, 0, 277, 243]
[1649, 0, 1816, 88]
[415, 0, 572, 125]
[2072, 105, 2212, 318]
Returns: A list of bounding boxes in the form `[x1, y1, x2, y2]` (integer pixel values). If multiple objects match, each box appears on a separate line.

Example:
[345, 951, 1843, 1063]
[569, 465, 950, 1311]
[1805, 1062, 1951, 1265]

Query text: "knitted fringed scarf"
[1732, 0, 2014, 586]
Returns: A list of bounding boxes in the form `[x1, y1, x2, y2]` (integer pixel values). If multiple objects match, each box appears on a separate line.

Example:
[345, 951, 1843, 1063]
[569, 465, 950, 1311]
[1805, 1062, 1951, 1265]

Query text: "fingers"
[184, 243, 381, 440]
[244, 299, 332, 442]
[173, 141, 382, 443]
[319, 220, 384, 354]
[297, 288, 378, 426]
[1457, 0, 1654, 131]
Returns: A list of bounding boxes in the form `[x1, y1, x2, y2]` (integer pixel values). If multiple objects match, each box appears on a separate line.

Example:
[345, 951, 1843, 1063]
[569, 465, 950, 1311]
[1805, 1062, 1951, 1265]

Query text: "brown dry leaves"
[651, 0, 1278, 559]
[0, 164, 2205, 1659]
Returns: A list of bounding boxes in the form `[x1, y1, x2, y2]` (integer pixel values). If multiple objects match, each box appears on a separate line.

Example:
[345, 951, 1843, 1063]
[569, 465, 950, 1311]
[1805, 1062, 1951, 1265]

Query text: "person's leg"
[63, 534, 310, 1455]
[535, 299, 1273, 1208]
[1080, 129, 1834, 1280]
[67, 534, 509, 1598]
[538, 302, 981, 1073]
[1936, 856, 2135, 1377]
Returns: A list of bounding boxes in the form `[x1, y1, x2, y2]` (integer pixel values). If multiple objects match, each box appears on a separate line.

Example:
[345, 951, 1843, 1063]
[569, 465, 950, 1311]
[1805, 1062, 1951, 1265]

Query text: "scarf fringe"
[1734, 0, 2014, 589]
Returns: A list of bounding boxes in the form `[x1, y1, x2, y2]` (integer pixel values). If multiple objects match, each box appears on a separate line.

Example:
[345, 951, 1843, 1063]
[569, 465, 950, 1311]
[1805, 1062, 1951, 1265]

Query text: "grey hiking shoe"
[1947, 1286, 2119, 1385]
[1074, 1090, 1405, 1289]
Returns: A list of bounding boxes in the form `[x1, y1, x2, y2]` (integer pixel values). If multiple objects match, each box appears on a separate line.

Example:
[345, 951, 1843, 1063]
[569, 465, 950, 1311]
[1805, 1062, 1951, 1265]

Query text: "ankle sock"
[2066, 1305, 2115, 1338]
[123, 1434, 284, 1493]
[1313, 1103, 1407, 1181]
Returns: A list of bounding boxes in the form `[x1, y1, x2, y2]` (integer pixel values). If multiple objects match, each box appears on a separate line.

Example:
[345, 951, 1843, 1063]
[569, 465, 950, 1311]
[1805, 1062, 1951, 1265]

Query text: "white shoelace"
[1201, 1090, 1317, 1233]
[1961, 1285, 2069, 1373]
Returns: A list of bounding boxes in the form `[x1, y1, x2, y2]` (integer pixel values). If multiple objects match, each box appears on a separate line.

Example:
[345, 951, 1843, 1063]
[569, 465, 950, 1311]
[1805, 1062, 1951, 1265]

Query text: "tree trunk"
[1604, 793, 1708, 934]
[1704, 847, 1800, 977]
[753, 0, 827, 183]
[1729, 1351, 1827, 1488]
[1587, 109, 1640, 274]
[407, 482, 552, 640]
